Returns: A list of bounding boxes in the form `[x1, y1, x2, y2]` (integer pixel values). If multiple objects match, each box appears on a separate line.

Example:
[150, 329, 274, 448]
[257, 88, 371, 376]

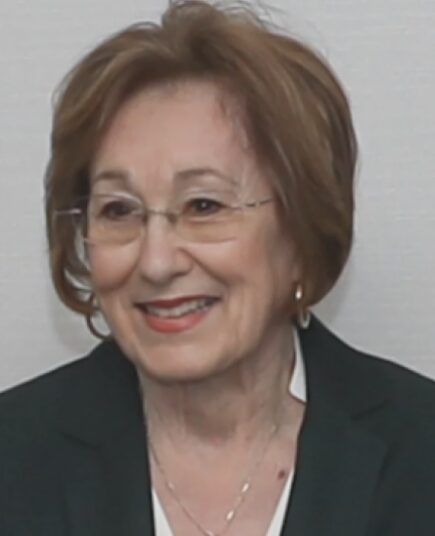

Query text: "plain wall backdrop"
[1, 0, 434, 391]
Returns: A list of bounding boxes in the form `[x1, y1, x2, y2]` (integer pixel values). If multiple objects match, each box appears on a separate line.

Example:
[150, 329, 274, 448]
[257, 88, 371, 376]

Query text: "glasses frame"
[54, 193, 275, 245]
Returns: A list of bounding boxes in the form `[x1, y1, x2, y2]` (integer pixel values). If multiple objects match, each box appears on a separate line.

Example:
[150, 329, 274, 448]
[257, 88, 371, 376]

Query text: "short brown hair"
[45, 0, 357, 321]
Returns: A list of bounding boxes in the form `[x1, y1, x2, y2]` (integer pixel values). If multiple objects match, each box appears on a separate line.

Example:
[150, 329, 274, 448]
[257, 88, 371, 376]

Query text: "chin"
[130, 345, 227, 385]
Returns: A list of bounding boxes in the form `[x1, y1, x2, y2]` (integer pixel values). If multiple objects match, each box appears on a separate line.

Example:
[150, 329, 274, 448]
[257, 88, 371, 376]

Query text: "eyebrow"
[91, 167, 237, 187]
[91, 170, 130, 185]
[176, 167, 237, 186]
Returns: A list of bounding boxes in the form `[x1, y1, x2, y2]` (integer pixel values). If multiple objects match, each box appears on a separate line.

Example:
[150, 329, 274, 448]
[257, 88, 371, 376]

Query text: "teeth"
[144, 298, 215, 318]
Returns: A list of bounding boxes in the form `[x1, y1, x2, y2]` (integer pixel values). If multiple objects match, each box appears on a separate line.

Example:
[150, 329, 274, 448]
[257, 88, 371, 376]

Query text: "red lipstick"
[137, 295, 219, 334]
[144, 295, 212, 308]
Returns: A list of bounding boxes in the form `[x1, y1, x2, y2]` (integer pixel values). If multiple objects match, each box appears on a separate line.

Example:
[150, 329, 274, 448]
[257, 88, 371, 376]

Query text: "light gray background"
[1, 0, 434, 391]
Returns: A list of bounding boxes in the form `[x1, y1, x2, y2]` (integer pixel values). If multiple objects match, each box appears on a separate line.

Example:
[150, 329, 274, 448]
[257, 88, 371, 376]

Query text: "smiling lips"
[137, 295, 219, 333]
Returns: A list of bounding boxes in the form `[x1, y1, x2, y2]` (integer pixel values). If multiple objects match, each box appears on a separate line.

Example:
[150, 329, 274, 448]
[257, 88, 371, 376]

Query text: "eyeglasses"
[54, 191, 274, 245]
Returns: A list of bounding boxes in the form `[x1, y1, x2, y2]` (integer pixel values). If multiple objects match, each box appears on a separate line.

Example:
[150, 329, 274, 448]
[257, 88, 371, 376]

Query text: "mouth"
[135, 295, 220, 333]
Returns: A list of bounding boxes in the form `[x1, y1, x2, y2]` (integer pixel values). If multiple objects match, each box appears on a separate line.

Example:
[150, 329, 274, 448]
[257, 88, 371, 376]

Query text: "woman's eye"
[99, 200, 135, 219]
[184, 198, 225, 216]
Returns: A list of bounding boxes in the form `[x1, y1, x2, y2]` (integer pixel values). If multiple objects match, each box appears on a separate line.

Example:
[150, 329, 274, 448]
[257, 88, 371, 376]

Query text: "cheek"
[88, 244, 138, 292]
[248, 221, 297, 308]
[248, 217, 293, 271]
[200, 217, 295, 296]
[204, 225, 290, 311]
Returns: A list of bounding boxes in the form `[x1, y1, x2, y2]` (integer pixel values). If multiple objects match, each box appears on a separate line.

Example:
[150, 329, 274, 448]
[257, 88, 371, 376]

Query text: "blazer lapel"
[98, 418, 154, 536]
[56, 342, 155, 536]
[280, 400, 387, 536]
[281, 319, 389, 536]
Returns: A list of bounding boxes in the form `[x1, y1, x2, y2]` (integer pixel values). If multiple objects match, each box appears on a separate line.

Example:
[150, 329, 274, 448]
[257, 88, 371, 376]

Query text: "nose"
[135, 214, 192, 285]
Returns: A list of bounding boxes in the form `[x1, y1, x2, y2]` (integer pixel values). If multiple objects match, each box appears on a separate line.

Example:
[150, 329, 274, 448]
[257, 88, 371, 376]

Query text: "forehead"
[91, 80, 258, 191]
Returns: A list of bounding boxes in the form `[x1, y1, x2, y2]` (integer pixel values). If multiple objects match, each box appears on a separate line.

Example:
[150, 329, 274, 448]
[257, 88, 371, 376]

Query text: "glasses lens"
[84, 194, 142, 244]
[175, 190, 243, 243]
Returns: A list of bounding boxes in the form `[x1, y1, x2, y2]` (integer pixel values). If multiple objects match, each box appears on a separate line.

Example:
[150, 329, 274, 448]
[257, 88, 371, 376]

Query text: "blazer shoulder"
[363, 350, 435, 416]
[334, 329, 435, 416]
[0, 341, 119, 425]
[305, 317, 435, 420]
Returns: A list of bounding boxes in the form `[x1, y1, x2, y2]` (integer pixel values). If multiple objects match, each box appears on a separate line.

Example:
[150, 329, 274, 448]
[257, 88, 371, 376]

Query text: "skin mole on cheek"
[277, 469, 287, 480]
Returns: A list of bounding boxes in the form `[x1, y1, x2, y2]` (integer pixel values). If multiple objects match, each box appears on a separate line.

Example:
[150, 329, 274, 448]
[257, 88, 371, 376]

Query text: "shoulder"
[0, 340, 128, 430]
[352, 345, 435, 450]
[350, 338, 435, 420]
[365, 351, 435, 416]
[0, 343, 117, 532]
[0, 341, 134, 506]
[301, 316, 435, 423]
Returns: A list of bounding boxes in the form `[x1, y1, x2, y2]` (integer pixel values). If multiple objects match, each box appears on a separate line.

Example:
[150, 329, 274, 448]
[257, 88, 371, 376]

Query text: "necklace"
[147, 423, 279, 536]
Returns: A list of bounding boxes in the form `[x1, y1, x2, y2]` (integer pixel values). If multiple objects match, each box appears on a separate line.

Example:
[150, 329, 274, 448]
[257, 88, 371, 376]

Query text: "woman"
[1, 1, 435, 535]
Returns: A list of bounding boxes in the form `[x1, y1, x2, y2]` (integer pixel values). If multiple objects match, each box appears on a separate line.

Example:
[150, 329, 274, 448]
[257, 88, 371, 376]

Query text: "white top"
[152, 329, 307, 535]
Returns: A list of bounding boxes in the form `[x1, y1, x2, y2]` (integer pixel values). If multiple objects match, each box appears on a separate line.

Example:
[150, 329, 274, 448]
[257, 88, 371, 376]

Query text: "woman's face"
[89, 80, 299, 382]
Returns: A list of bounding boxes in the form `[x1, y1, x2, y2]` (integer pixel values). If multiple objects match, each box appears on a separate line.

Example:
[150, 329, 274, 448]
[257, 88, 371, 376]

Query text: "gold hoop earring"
[85, 293, 111, 340]
[295, 283, 311, 330]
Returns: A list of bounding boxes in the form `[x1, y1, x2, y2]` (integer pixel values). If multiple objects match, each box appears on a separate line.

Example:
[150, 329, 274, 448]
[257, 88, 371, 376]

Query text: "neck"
[138, 324, 297, 452]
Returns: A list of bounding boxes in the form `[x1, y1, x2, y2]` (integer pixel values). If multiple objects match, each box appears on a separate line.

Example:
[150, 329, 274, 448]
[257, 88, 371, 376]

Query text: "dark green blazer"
[1, 317, 435, 535]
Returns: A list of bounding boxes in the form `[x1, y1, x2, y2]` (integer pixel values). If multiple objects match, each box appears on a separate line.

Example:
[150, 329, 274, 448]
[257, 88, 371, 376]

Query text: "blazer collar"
[56, 317, 389, 536]
[300, 316, 388, 415]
